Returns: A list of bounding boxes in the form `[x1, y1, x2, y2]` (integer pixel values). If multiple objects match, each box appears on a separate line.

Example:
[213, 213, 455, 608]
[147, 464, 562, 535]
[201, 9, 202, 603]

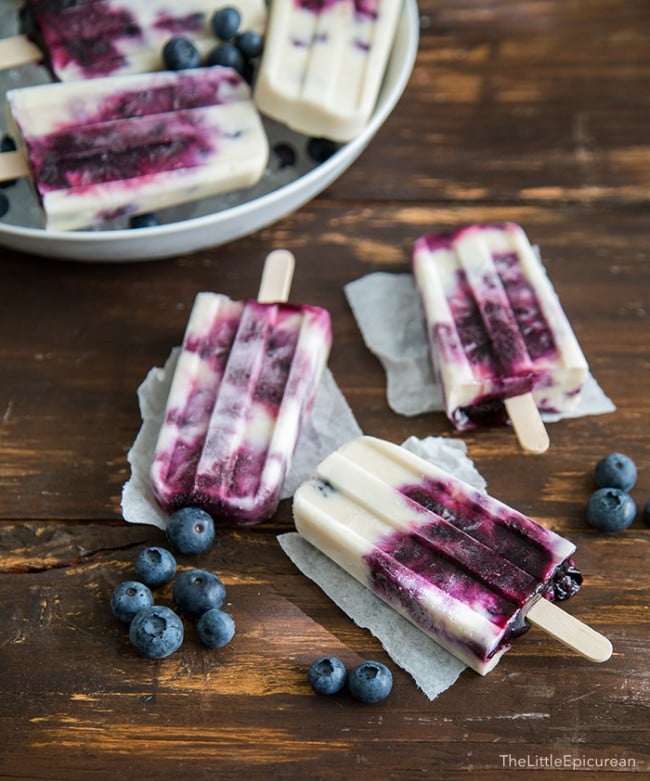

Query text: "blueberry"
[196, 608, 235, 648]
[235, 30, 264, 59]
[348, 660, 393, 704]
[306, 137, 339, 164]
[173, 568, 226, 615]
[307, 656, 347, 695]
[551, 560, 583, 601]
[206, 42, 245, 74]
[162, 36, 201, 70]
[165, 506, 215, 554]
[129, 212, 160, 229]
[110, 580, 154, 623]
[134, 547, 177, 589]
[129, 605, 184, 659]
[644, 500, 650, 526]
[595, 452, 637, 491]
[1, 135, 18, 189]
[272, 142, 297, 169]
[211, 7, 241, 40]
[0, 193, 9, 218]
[587, 487, 637, 532]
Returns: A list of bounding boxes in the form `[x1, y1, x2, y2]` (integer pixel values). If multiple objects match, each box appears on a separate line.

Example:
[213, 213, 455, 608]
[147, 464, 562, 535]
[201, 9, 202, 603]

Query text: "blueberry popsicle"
[151, 251, 333, 525]
[0, 0, 266, 81]
[2, 66, 269, 231]
[412, 223, 588, 451]
[293, 436, 611, 675]
[253, 0, 402, 142]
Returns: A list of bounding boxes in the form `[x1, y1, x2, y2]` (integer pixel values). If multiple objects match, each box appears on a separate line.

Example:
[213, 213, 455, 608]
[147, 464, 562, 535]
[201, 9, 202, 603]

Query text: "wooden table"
[1, 2, 648, 778]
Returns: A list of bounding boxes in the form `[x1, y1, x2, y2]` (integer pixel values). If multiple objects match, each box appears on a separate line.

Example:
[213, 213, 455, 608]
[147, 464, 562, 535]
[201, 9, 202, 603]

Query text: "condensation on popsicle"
[412, 223, 588, 433]
[151, 272, 332, 525]
[0, 0, 266, 81]
[293, 436, 590, 675]
[253, 0, 402, 142]
[3, 66, 269, 231]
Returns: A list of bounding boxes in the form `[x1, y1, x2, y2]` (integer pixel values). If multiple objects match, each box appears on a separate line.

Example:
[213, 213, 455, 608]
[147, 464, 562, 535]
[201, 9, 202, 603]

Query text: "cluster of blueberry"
[307, 656, 393, 704]
[586, 452, 648, 532]
[110, 507, 235, 658]
[162, 7, 263, 81]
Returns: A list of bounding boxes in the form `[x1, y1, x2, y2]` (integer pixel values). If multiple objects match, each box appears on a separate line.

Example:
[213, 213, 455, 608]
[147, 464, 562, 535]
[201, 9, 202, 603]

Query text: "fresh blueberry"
[196, 608, 235, 648]
[162, 36, 201, 70]
[306, 137, 339, 164]
[165, 506, 215, 554]
[134, 547, 177, 589]
[206, 42, 245, 74]
[129, 605, 184, 659]
[595, 452, 637, 491]
[235, 30, 264, 59]
[644, 500, 650, 526]
[348, 660, 393, 704]
[307, 656, 347, 695]
[129, 212, 160, 229]
[110, 580, 154, 623]
[173, 568, 226, 615]
[272, 142, 297, 169]
[587, 487, 637, 532]
[211, 7, 241, 40]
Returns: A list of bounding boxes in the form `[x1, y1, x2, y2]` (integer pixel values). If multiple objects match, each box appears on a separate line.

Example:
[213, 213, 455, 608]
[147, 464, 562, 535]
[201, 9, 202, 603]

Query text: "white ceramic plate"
[0, 0, 419, 262]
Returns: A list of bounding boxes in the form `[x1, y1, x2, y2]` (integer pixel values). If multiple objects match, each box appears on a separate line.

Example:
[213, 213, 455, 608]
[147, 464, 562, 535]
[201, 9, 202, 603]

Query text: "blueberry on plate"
[348, 660, 393, 704]
[594, 452, 637, 491]
[129, 605, 184, 659]
[129, 212, 160, 229]
[110, 580, 154, 623]
[134, 546, 177, 589]
[0, 193, 9, 218]
[306, 137, 339, 164]
[587, 487, 636, 532]
[196, 608, 235, 648]
[235, 30, 264, 59]
[211, 7, 241, 41]
[165, 506, 215, 555]
[173, 568, 226, 615]
[206, 42, 245, 74]
[307, 656, 347, 695]
[162, 36, 201, 70]
[272, 142, 297, 169]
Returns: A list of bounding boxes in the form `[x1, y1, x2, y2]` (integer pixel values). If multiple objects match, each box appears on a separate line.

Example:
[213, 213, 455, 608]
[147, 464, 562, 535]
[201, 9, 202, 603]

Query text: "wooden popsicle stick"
[505, 392, 550, 454]
[257, 249, 295, 303]
[527, 597, 613, 663]
[0, 35, 43, 69]
[0, 148, 30, 182]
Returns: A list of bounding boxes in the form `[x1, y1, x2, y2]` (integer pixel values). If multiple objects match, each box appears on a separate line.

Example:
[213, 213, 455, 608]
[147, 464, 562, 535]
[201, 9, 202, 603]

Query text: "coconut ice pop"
[293, 436, 612, 675]
[150, 250, 332, 525]
[253, 0, 402, 142]
[2, 65, 269, 231]
[412, 223, 588, 451]
[0, 0, 266, 81]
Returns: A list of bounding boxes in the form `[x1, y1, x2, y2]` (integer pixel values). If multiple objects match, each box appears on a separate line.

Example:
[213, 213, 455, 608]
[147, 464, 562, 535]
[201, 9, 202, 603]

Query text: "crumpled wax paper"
[344, 272, 616, 420]
[279, 435, 491, 700]
[120, 349, 362, 529]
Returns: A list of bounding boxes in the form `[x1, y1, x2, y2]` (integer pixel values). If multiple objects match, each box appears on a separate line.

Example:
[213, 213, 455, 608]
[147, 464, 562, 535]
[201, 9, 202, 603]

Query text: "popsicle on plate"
[294, 436, 611, 675]
[0, 0, 267, 81]
[253, 0, 402, 142]
[150, 251, 333, 525]
[412, 223, 588, 449]
[2, 65, 269, 231]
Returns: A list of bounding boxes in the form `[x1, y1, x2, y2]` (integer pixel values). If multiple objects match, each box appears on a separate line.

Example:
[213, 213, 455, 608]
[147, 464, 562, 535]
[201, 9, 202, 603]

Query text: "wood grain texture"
[0, 1, 648, 779]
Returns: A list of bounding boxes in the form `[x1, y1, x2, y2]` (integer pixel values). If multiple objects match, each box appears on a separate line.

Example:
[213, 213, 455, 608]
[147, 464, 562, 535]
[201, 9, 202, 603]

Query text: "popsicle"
[412, 223, 589, 451]
[293, 436, 612, 675]
[1, 65, 269, 231]
[0, 0, 267, 81]
[150, 250, 333, 525]
[253, 0, 402, 142]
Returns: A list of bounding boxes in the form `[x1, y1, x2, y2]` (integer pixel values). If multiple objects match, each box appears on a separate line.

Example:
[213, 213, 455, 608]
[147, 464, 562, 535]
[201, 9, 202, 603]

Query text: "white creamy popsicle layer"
[4, 66, 269, 231]
[294, 436, 582, 675]
[151, 291, 332, 525]
[254, 0, 402, 142]
[412, 223, 588, 431]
